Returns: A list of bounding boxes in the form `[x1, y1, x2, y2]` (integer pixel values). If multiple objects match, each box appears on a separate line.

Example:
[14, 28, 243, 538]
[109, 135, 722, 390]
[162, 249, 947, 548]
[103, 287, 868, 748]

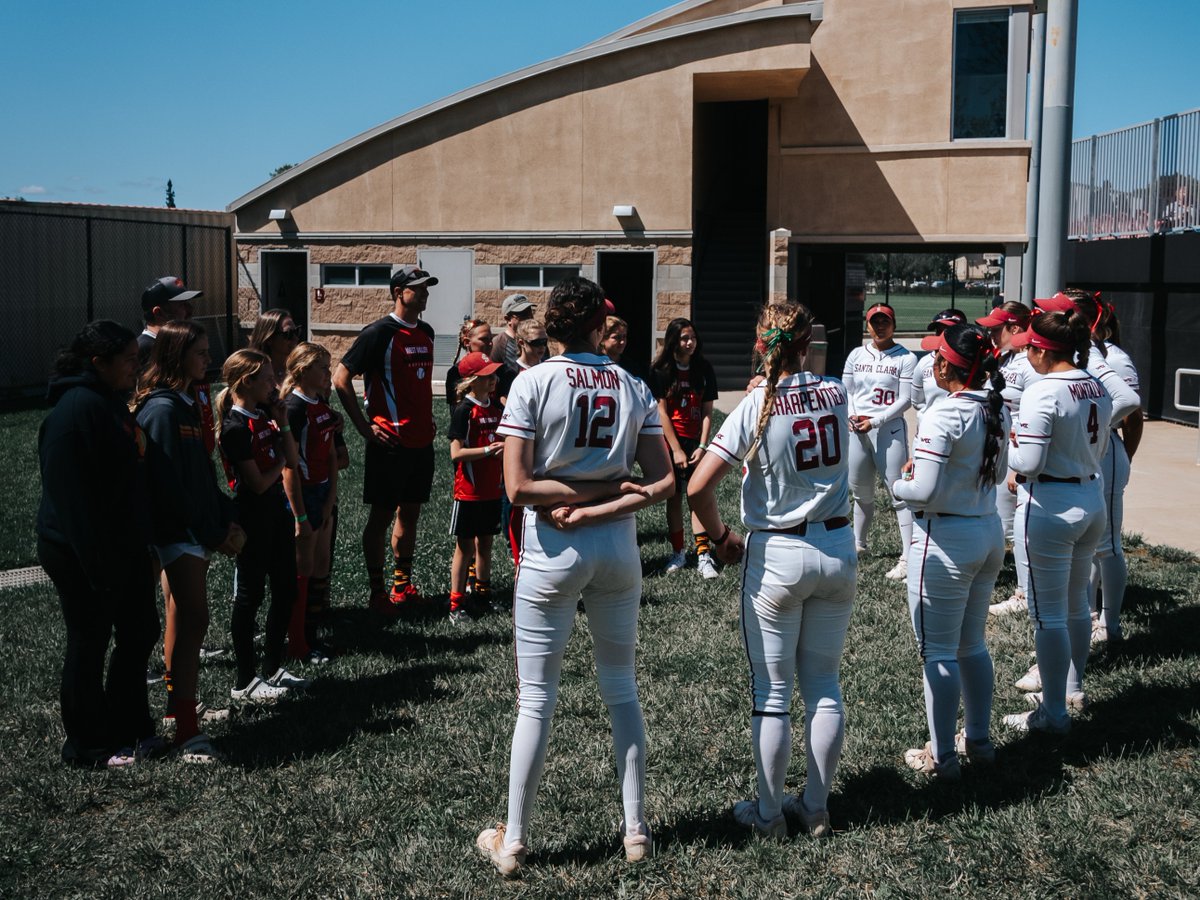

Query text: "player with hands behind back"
[688, 300, 856, 841]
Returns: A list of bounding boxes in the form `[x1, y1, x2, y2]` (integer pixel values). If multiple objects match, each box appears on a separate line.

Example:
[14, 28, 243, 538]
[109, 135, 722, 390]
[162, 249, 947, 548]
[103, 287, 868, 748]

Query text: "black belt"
[1015, 474, 1096, 485]
[914, 511, 967, 520]
[762, 516, 850, 536]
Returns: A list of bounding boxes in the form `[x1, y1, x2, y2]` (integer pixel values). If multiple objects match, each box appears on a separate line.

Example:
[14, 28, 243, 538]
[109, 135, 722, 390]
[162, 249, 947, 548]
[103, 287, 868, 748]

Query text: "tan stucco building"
[229, 0, 1034, 384]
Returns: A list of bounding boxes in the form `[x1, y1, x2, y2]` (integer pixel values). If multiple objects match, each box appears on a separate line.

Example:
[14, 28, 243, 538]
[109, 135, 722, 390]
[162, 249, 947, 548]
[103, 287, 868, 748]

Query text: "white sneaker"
[620, 819, 653, 862]
[1014, 664, 1041, 692]
[268, 667, 311, 690]
[230, 676, 288, 704]
[1003, 702, 1070, 735]
[885, 558, 908, 580]
[1091, 616, 1108, 647]
[732, 800, 788, 840]
[1024, 690, 1088, 712]
[476, 823, 527, 878]
[781, 794, 832, 838]
[903, 742, 961, 781]
[663, 550, 688, 573]
[989, 591, 1026, 616]
[697, 552, 720, 580]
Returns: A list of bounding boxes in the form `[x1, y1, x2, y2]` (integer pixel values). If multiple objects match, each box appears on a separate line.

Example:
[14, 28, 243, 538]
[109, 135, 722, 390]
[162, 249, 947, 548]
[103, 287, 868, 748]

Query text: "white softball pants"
[849, 420, 912, 553]
[1014, 480, 1105, 721]
[739, 526, 857, 820]
[1092, 432, 1131, 635]
[502, 510, 645, 848]
[907, 513, 1005, 762]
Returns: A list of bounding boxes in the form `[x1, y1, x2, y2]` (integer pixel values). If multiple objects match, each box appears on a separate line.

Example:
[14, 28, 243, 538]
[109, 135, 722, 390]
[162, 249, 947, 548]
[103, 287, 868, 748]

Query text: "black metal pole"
[85, 217, 94, 321]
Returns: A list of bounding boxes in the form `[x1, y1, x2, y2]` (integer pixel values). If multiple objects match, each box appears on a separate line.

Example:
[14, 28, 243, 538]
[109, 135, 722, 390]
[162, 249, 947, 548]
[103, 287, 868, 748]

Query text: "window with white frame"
[501, 265, 581, 289]
[322, 264, 392, 286]
[952, 9, 1010, 140]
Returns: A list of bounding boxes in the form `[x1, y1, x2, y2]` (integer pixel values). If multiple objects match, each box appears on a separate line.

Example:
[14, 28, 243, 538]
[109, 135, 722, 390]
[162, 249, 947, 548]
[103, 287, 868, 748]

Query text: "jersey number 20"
[574, 394, 617, 448]
[793, 415, 842, 470]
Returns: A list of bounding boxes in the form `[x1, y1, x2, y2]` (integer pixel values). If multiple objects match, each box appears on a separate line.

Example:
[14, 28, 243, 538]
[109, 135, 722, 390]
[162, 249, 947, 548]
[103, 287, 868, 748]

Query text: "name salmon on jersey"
[565, 366, 622, 391]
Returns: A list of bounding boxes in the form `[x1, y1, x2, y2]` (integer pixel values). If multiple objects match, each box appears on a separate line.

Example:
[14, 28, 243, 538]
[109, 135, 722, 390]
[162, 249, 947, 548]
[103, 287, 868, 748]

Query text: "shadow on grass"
[832, 603, 1200, 830]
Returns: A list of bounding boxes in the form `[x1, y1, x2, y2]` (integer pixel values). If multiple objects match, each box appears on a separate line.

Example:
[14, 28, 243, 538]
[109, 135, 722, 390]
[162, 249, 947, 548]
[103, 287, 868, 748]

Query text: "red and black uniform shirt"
[448, 397, 503, 501]
[219, 405, 285, 510]
[648, 358, 718, 442]
[285, 390, 336, 486]
[191, 381, 216, 455]
[341, 313, 435, 448]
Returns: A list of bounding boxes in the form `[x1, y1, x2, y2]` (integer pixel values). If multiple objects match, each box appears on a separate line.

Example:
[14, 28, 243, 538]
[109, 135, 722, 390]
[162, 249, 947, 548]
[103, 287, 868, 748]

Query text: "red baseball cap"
[866, 304, 895, 322]
[459, 351, 502, 378]
[977, 307, 1029, 328]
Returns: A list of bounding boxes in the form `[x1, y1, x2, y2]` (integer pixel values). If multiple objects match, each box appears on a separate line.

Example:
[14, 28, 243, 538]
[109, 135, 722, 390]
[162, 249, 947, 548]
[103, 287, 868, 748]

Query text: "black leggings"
[231, 505, 297, 689]
[37, 537, 159, 756]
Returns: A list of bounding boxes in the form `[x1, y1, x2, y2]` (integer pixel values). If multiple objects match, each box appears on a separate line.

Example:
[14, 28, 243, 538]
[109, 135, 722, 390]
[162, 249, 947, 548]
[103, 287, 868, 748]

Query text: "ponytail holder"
[757, 328, 794, 355]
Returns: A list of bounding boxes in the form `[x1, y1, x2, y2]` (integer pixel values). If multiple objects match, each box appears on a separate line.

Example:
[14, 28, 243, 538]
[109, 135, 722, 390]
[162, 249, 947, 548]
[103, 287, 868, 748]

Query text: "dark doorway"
[597, 250, 655, 379]
[260, 251, 309, 338]
[691, 99, 768, 389]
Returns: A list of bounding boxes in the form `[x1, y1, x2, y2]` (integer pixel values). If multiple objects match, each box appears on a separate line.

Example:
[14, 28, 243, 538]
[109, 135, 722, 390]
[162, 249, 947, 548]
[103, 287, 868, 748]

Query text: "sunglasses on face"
[279, 328, 300, 339]
[522, 338, 549, 348]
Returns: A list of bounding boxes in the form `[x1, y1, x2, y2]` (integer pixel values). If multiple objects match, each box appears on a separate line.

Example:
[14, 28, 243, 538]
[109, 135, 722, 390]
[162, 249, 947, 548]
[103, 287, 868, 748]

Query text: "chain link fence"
[1070, 108, 1200, 240]
[0, 203, 235, 404]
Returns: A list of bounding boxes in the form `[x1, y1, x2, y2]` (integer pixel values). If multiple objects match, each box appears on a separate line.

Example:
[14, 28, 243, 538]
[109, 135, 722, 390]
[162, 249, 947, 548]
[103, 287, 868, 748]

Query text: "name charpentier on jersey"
[769, 383, 848, 417]
[564, 366, 622, 391]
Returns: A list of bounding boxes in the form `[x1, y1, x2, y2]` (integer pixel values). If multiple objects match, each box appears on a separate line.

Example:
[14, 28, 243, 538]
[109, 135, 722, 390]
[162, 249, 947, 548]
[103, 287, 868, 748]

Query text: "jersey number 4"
[793, 415, 842, 471]
[574, 394, 617, 448]
[1087, 402, 1099, 444]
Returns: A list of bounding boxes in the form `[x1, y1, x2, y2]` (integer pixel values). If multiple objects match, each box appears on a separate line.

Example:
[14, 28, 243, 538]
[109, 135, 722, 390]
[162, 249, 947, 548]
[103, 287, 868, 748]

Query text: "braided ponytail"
[937, 324, 1007, 488]
[745, 302, 814, 463]
[978, 351, 1006, 488]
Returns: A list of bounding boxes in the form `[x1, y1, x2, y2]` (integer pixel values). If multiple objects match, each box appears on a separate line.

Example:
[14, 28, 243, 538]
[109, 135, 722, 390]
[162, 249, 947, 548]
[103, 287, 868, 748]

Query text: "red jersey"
[448, 397, 503, 501]
[648, 358, 718, 441]
[192, 381, 216, 455]
[219, 405, 284, 504]
[341, 313, 435, 448]
[286, 390, 336, 486]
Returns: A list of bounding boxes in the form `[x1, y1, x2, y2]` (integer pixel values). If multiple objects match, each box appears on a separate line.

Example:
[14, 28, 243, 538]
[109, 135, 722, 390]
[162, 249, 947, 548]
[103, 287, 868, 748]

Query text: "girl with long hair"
[842, 303, 917, 580]
[136, 320, 244, 763]
[39, 321, 165, 767]
[217, 349, 305, 703]
[281, 342, 340, 663]
[248, 307, 302, 381]
[476, 277, 673, 877]
[894, 324, 1008, 779]
[687, 300, 856, 838]
[648, 317, 720, 577]
[1001, 310, 1114, 734]
[445, 318, 494, 406]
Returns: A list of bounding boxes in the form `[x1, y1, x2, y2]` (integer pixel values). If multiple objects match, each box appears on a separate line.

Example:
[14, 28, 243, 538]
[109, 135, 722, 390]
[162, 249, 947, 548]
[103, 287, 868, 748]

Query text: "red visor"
[1034, 294, 1076, 315]
[1011, 329, 1073, 353]
[922, 333, 973, 370]
[866, 304, 895, 322]
[977, 308, 1027, 328]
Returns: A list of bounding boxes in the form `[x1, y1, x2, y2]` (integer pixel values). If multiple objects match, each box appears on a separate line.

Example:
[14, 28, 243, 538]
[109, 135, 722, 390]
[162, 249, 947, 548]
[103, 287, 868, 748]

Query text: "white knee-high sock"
[504, 711, 553, 847]
[958, 650, 994, 743]
[896, 507, 914, 556]
[853, 498, 874, 549]
[1034, 628, 1071, 719]
[922, 660, 960, 763]
[608, 699, 646, 832]
[752, 714, 790, 820]
[1099, 555, 1128, 636]
[803, 703, 844, 813]
[1066, 611, 1092, 696]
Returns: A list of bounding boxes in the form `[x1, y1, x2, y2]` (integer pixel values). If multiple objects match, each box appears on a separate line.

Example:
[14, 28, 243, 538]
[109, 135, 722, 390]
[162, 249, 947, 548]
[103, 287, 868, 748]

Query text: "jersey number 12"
[574, 394, 617, 448]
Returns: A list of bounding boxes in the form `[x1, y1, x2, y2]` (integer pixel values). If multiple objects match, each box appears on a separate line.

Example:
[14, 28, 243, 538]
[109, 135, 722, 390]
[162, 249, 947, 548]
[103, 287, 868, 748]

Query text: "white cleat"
[884, 558, 908, 581]
[732, 800, 788, 840]
[1014, 663, 1041, 692]
[697, 552, 720, 580]
[1003, 702, 1070, 735]
[989, 591, 1027, 616]
[1025, 690, 1088, 713]
[663, 550, 688, 573]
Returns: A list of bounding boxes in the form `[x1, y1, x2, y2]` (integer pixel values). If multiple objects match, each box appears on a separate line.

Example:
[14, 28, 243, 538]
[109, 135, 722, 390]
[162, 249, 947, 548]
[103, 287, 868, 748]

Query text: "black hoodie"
[37, 372, 152, 590]
[136, 387, 236, 550]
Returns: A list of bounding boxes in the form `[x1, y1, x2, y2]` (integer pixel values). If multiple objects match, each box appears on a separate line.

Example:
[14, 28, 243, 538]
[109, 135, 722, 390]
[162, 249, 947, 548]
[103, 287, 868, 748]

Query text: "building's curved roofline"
[227, 1, 823, 212]
[582, 0, 823, 49]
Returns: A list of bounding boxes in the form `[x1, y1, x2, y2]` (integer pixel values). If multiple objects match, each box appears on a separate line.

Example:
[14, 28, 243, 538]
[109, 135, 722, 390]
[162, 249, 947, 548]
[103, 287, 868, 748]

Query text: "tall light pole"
[1034, 0, 1079, 297]
[1021, 5, 1047, 306]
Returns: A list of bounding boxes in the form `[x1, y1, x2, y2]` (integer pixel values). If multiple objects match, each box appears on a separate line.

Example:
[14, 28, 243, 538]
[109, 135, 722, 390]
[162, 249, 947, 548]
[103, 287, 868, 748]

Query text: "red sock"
[669, 530, 685, 553]
[174, 697, 199, 745]
[449, 591, 466, 612]
[289, 576, 310, 659]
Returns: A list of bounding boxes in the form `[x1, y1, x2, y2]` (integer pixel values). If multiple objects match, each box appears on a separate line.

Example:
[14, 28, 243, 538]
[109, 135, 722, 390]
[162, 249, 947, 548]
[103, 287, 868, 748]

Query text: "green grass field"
[871, 292, 1000, 334]
[2, 403, 1199, 898]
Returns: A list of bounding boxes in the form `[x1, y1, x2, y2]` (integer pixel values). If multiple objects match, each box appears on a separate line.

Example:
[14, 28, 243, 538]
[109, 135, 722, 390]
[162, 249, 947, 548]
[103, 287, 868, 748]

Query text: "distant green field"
[867, 291, 1000, 333]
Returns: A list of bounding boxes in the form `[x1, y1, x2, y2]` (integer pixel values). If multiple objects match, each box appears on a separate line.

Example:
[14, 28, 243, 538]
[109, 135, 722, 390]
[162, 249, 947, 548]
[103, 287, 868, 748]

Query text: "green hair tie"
[756, 328, 794, 355]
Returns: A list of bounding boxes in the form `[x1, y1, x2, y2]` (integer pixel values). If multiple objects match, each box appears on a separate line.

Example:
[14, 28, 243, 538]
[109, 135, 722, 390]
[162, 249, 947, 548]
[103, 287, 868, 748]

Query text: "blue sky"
[1, 0, 1196, 210]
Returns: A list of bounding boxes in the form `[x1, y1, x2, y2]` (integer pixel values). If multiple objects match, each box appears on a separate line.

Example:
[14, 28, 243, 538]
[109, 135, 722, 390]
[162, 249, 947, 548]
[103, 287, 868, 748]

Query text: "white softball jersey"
[842, 344, 917, 426]
[911, 352, 948, 418]
[1011, 372, 1115, 481]
[998, 350, 1037, 414]
[1086, 352, 1141, 425]
[497, 353, 662, 483]
[1101, 342, 1140, 394]
[898, 391, 1010, 517]
[707, 373, 851, 531]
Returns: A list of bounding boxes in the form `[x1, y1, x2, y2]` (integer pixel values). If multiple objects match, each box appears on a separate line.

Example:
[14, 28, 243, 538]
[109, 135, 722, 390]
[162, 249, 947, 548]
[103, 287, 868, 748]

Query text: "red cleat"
[389, 583, 425, 610]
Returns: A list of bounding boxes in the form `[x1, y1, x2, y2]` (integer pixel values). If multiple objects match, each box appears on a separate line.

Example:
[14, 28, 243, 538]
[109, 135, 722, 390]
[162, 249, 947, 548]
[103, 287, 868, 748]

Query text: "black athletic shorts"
[449, 498, 502, 538]
[674, 436, 701, 492]
[363, 441, 435, 507]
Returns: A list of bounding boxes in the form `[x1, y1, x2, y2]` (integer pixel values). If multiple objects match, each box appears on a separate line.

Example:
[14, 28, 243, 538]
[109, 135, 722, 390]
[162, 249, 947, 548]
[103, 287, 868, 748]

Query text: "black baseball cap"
[390, 265, 439, 291]
[141, 276, 201, 313]
[928, 308, 966, 330]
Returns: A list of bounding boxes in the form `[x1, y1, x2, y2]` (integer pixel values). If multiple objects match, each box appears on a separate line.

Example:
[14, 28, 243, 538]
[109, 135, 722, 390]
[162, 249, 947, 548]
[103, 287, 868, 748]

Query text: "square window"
[953, 9, 1009, 140]
[544, 266, 580, 287]
[502, 266, 542, 288]
[359, 266, 392, 286]
[323, 265, 357, 286]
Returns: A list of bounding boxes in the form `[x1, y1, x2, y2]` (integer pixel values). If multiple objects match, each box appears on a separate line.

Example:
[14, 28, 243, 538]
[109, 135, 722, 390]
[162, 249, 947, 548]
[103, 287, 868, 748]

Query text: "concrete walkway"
[714, 389, 1200, 555]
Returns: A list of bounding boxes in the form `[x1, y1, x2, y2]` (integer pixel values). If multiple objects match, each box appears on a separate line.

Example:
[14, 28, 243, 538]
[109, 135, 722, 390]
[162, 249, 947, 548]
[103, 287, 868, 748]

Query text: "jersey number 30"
[793, 415, 842, 470]
[574, 394, 617, 448]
